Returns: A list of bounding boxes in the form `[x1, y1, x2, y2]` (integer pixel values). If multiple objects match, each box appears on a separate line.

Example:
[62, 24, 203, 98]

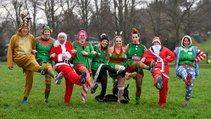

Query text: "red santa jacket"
[142, 46, 175, 77]
[50, 40, 76, 67]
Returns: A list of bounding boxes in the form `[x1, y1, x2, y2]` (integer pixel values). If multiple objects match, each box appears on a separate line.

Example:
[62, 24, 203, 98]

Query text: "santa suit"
[142, 45, 175, 106]
[50, 39, 84, 103]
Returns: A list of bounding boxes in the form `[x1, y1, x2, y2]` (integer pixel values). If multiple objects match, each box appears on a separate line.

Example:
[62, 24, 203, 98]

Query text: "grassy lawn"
[0, 62, 210, 119]
[198, 38, 211, 53]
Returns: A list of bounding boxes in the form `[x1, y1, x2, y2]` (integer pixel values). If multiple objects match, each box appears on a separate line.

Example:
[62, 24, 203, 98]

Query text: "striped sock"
[135, 77, 142, 104]
[45, 75, 51, 99]
[130, 62, 149, 70]
[81, 82, 89, 103]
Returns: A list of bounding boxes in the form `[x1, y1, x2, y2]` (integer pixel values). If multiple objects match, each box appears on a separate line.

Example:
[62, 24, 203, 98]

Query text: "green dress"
[125, 43, 146, 67]
[109, 47, 126, 68]
[109, 47, 126, 82]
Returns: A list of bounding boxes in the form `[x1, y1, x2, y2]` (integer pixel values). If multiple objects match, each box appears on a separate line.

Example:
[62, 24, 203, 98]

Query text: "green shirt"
[91, 45, 108, 75]
[126, 43, 146, 66]
[179, 47, 195, 67]
[72, 41, 95, 70]
[35, 36, 55, 65]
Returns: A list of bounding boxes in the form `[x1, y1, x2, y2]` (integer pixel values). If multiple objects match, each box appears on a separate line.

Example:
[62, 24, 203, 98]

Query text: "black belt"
[58, 60, 71, 65]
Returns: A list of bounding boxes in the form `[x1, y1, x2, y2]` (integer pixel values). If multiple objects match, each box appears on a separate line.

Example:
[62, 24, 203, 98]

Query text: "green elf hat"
[42, 25, 52, 34]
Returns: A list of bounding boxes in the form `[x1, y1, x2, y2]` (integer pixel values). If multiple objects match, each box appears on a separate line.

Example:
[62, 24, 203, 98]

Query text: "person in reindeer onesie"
[7, 18, 49, 105]
[141, 36, 175, 107]
[50, 32, 86, 104]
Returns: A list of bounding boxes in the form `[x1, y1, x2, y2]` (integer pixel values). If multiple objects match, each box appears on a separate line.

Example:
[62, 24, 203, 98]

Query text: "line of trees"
[0, 0, 211, 59]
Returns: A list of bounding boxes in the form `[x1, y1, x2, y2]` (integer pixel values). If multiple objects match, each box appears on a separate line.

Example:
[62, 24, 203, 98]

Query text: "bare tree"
[27, 0, 42, 35]
[59, 0, 80, 39]
[165, 0, 198, 46]
[90, 0, 113, 37]
[37, 0, 60, 31]
[77, 0, 91, 30]
[2, 0, 23, 28]
[113, 0, 124, 32]
[194, 0, 211, 35]
[146, 0, 167, 36]
[181, 0, 199, 35]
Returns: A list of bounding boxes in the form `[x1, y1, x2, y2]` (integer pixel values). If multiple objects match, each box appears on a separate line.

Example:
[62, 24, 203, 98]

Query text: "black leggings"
[97, 65, 117, 99]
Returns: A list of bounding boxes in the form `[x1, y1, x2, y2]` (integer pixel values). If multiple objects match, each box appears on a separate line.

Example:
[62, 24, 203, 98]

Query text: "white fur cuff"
[64, 52, 71, 59]
[58, 54, 63, 62]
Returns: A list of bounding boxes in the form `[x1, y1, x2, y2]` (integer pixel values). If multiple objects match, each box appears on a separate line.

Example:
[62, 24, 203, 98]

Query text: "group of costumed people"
[7, 16, 206, 107]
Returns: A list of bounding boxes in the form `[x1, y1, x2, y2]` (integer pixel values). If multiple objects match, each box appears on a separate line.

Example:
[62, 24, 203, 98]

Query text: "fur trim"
[54, 40, 67, 47]
[181, 35, 192, 47]
[152, 36, 161, 44]
[57, 32, 67, 40]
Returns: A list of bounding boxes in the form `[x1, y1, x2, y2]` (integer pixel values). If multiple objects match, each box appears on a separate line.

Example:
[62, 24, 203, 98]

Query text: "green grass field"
[0, 62, 210, 119]
[198, 38, 211, 53]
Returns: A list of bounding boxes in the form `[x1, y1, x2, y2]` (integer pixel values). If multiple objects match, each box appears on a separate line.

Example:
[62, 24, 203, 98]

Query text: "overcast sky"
[0, 0, 154, 24]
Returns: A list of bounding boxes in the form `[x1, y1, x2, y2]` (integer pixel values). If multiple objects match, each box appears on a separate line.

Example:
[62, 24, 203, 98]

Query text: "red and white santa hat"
[152, 36, 161, 44]
[54, 32, 67, 47]
[57, 32, 67, 40]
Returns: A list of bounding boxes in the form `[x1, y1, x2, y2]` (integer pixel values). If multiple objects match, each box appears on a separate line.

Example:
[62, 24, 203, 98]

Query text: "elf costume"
[142, 36, 175, 106]
[108, 36, 128, 103]
[91, 34, 126, 102]
[35, 25, 56, 103]
[72, 30, 95, 104]
[125, 28, 153, 104]
[174, 35, 206, 106]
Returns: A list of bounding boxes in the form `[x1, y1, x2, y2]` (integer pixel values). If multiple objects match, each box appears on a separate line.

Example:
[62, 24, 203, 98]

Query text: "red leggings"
[55, 65, 82, 103]
[152, 69, 169, 105]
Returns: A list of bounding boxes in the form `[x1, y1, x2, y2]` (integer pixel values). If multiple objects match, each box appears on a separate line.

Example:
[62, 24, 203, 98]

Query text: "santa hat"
[57, 32, 67, 40]
[77, 30, 88, 39]
[99, 33, 109, 41]
[152, 36, 161, 44]
[54, 32, 67, 47]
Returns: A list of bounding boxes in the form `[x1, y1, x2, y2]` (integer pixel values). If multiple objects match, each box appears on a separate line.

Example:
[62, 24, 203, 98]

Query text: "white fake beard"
[151, 45, 161, 55]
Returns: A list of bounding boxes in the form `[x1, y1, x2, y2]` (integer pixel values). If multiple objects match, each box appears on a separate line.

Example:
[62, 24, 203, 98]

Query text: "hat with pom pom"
[99, 33, 109, 41]
[152, 36, 161, 44]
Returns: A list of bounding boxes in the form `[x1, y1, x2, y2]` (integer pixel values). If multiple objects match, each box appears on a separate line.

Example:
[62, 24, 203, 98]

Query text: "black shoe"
[55, 72, 64, 85]
[91, 83, 98, 94]
[96, 98, 104, 102]
[120, 99, 129, 104]
[95, 95, 104, 102]
[117, 68, 127, 77]
[80, 71, 86, 84]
